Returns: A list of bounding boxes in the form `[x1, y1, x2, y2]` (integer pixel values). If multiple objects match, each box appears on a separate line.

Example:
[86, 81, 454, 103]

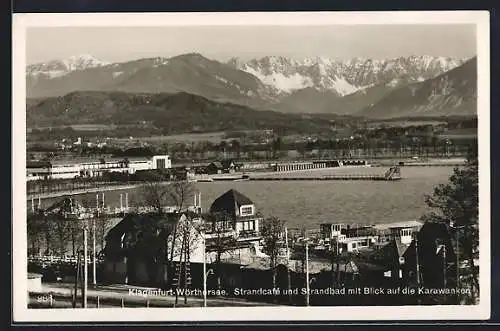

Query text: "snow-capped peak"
[229, 55, 464, 96]
[62, 54, 110, 71]
[26, 54, 110, 78]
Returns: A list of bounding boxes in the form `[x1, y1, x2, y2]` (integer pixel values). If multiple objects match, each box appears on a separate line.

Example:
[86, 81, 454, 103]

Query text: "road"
[29, 283, 281, 308]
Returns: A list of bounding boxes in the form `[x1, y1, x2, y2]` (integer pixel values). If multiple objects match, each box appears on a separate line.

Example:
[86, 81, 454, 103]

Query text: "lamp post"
[285, 227, 292, 304]
[82, 222, 88, 308]
[202, 229, 207, 307]
[201, 222, 215, 308]
[204, 268, 214, 307]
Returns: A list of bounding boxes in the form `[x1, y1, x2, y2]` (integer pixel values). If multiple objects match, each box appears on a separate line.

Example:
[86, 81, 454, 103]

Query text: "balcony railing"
[237, 230, 260, 239]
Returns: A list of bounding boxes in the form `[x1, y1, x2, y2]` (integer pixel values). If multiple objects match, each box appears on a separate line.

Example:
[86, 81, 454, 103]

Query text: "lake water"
[32, 166, 455, 230]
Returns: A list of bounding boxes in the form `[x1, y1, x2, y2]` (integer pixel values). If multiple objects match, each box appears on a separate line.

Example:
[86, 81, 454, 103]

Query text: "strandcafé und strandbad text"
[127, 286, 473, 298]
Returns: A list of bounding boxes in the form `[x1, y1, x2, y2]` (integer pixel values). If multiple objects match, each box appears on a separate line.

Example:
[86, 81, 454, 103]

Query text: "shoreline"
[26, 161, 461, 199]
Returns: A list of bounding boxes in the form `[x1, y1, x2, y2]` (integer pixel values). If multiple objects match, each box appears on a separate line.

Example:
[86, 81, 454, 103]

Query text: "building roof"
[50, 156, 151, 166]
[210, 189, 254, 216]
[27, 160, 52, 168]
[209, 161, 223, 169]
[105, 212, 184, 242]
[373, 220, 423, 230]
[221, 160, 238, 168]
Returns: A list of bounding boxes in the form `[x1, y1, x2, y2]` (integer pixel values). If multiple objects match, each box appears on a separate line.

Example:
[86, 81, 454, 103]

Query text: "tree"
[422, 145, 479, 303]
[167, 212, 202, 303]
[169, 180, 196, 212]
[139, 172, 170, 213]
[271, 137, 283, 159]
[139, 172, 195, 214]
[138, 176, 196, 286]
[49, 212, 74, 258]
[95, 213, 114, 253]
[202, 211, 237, 290]
[27, 212, 46, 257]
[167, 181, 196, 267]
[261, 216, 286, 289]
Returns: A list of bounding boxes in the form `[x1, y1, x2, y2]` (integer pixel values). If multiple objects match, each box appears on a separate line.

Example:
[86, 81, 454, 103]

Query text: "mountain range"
[26, 90, 339, 135]
[26, 53, 477, 119]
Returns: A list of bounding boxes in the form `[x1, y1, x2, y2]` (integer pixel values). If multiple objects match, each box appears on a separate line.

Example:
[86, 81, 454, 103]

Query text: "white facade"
[151, 155, 172, 170]
[50, 164, 81, 179]
[128, 161, 152, 173]
[399, 228, 414, 245]
[339, 236, 378, 253]
[27, 154, 172, 180]
[321, 223, 345, 239]
[239, 204, 254, 217]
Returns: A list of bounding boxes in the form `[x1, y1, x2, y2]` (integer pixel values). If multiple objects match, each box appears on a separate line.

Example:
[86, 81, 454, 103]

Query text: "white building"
[26, 155, 172, 181]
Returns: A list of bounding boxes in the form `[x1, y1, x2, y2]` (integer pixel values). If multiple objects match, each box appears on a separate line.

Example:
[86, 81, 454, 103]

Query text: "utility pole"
[456, 227, 460, 289]
[203, 228, 207, 307]
[92, 218, 97, 287]
[415, 232, 420, 285]
[442, 244, 447, 288]
[83, 223, 88, 308]
[285, 227, 291, 304]
[451, 223, 465, 302]
[73, 250, 80, 308]
[305, 240, 310, 307]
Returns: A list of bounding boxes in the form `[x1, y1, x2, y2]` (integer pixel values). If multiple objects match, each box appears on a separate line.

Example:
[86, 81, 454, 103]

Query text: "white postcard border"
[12, 11, 491, 322]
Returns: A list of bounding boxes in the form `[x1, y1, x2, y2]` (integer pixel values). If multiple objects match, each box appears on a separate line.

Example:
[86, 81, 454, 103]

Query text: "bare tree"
[95, 213, 114, 254]
[139, 172, 195, 214]
[138, 174, 198, 287]
[203, 211, 238, 290]
[167, 181, 196, 266]
[168, 212, 203, 303]
[139, 172, 170, 214]
[261, 216, 286, 289]
[49, 212, 73, 258]
[27, 212, 45, 257]
[169, 180, 196, 212]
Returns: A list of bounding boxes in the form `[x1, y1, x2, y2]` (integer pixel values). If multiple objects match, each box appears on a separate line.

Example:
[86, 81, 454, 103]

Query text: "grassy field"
[438, 128, 477, 140]
[70, 124, 118, 131]
[366, 120, 448, 128]
[112, 132, 227, 144]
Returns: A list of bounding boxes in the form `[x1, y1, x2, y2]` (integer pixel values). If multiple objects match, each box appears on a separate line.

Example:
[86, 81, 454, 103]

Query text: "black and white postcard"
[12, 11, 490, 322]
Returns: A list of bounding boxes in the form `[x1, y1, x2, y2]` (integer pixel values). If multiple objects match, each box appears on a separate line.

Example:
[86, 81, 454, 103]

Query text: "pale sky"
[26, 25, 477, 64]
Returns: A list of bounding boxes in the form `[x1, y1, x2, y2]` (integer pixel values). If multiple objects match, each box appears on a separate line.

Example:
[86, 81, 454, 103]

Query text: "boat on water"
[195, 178, 214, 182]
[212, 174, 249, 181]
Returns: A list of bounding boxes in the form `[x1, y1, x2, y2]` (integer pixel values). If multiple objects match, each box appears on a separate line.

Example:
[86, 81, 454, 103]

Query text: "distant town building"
[206, 161, 224, 175]
[26, 154, 172, 181]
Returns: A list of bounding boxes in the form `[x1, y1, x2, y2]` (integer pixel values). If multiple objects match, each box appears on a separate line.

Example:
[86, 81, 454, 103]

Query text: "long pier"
[250, 166, 402, 181]
[249, 175, 401, 181]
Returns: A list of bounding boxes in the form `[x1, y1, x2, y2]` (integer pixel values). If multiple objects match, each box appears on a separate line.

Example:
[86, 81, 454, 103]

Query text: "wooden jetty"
[249, 167, 402, 182]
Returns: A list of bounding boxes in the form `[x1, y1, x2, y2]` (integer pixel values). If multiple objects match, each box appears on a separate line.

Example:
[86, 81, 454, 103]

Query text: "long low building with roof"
[26, 154, 172, 181]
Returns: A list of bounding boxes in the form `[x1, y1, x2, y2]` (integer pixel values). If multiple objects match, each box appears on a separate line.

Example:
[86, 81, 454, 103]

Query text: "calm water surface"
[34, 167, 454, 229]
